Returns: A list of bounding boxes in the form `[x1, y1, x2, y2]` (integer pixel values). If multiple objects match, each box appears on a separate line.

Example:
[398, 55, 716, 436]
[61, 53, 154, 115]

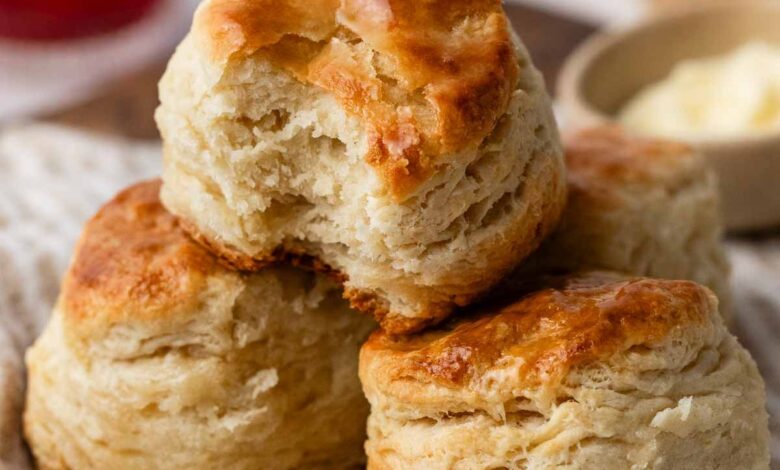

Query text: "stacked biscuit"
[23, 1, 769, 469]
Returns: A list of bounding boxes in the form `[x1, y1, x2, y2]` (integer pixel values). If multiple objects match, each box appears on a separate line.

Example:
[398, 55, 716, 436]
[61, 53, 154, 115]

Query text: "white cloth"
[0, 124, 159, 469]
[728, 239, 780, 466]
[0, 124, 777, 468]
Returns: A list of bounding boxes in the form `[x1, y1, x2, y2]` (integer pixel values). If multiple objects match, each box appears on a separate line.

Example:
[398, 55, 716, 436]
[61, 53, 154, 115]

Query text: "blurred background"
[0, 0, 778, 468]
[0, 0, 603, 135]
[0, 0, 752, 135]
[0, 0, 198, 132]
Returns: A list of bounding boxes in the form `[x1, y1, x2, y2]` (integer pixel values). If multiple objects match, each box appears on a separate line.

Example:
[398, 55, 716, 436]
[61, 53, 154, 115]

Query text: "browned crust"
[179, 216, 353, 280]
[70, 183, 457, 334]
[196, 0, 518, 200]
[363, 273, 713, 389]
[179, 216, 450, 334]
[564, 126, 696, 189]
[61, 180, 225, 325]
[178, 216, 281, 272]
[347, 287, 455, 336]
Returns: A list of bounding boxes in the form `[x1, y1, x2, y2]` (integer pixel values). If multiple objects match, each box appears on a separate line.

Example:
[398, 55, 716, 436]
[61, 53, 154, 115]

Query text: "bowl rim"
[557, 0, 780, 149]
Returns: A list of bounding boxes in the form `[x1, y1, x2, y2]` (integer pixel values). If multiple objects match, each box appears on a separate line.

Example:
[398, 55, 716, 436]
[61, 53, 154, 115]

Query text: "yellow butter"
[619, 42, 780, 140]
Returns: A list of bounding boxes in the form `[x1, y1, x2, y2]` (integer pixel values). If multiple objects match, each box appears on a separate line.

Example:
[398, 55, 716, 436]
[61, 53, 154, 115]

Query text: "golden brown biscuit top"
[61, 180, 226, 325]
[564, 126, 698, 192]
[363, 273, 712, 388]
[197, 0, 518, 199]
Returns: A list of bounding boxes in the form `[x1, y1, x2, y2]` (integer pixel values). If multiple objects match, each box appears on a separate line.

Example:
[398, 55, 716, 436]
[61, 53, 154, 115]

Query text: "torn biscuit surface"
[157, 0, 565, 333]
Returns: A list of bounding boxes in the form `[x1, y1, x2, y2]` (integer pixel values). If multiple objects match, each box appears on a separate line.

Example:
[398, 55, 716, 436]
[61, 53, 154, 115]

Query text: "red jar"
[0, 0, 160, 41]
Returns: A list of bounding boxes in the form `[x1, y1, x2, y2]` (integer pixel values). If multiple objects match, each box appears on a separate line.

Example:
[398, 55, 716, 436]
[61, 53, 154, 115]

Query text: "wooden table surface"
[42, 5, 595, 140]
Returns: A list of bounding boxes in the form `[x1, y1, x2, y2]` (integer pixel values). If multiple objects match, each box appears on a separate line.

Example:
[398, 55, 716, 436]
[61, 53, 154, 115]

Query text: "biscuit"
[155, 0, 566, 333]
[24, 180, 376, 470]
[360, 272, 769, 469]
[525, 126, 730, 308]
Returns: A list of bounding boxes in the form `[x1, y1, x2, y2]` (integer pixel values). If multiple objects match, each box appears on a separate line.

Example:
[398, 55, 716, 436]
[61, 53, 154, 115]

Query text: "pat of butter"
[619, 41, 780, 140]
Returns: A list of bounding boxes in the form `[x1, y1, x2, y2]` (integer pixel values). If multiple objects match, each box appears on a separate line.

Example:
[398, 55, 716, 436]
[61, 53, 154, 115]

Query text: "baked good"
[361, 271, 769, 469]
[155, 0, 566, 334]
[525, 126, 730, 309]
[24, 180, 376, 470]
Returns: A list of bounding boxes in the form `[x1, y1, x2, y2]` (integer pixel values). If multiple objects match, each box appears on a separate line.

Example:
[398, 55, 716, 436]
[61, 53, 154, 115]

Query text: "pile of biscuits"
[23, 1, 770, 469]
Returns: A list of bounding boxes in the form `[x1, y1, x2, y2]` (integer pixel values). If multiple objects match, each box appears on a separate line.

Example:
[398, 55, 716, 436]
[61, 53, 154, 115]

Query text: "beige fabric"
[0, 125, 159, 469]
[728, 238, 780, 466]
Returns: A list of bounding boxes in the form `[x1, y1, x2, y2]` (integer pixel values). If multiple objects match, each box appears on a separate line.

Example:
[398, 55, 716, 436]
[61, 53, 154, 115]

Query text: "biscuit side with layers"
[360, 272, 769, 469]
[156, 0, 566, 333]
[24, 180, 376, 470]
[523, 126, 730, 312]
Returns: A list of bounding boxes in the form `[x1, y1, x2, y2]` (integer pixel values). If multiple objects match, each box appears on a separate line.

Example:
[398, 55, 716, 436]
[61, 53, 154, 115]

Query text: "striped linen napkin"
[0, 124, 159, 469]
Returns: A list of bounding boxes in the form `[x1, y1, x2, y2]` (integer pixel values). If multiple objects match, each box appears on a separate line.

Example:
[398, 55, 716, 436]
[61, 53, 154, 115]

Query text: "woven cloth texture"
[0, 124, 158, 470]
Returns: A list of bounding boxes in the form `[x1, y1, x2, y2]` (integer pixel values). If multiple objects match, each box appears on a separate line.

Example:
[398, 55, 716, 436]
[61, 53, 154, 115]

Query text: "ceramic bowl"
[558, 2, 780, 231]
